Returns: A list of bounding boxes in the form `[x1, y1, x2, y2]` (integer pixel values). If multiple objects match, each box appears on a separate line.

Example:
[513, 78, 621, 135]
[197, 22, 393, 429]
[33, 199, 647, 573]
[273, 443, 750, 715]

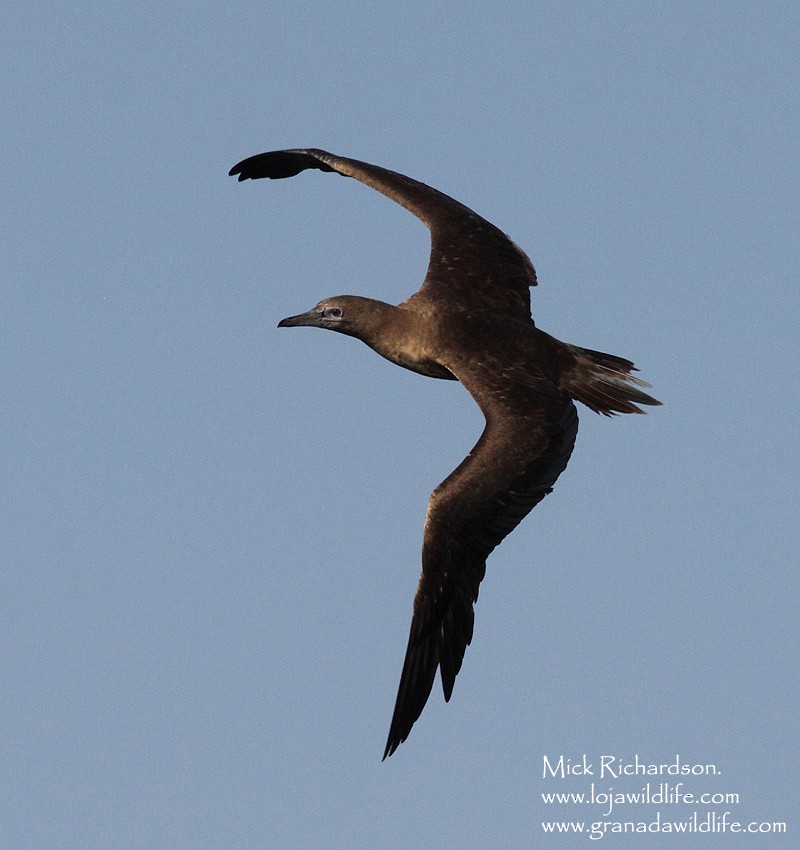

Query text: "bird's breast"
[374, 341, 457, 380]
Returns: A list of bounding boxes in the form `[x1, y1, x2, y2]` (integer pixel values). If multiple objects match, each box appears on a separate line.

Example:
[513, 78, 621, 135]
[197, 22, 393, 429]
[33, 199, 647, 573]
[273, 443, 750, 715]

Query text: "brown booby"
[229, 149, 660, 759]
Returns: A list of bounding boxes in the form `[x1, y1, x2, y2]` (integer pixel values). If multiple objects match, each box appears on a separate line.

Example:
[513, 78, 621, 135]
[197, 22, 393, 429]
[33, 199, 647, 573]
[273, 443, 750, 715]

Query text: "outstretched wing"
[229, 148, 537, 320]
[383, 361, 578, 758]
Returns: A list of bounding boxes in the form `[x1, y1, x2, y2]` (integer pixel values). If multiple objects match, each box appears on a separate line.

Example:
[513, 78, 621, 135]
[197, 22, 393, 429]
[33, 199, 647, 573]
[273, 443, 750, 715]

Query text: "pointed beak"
[277, 308, 320, 328]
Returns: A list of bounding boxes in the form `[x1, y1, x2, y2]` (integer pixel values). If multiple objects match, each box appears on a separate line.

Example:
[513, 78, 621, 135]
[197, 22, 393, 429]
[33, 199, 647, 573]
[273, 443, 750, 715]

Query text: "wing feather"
[383, 366, 577, 758]
[229, 148, 536, 319]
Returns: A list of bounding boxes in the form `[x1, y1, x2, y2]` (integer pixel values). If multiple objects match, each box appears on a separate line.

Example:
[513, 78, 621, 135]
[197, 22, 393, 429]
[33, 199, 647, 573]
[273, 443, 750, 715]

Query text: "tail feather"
[562, 345, 661, 416]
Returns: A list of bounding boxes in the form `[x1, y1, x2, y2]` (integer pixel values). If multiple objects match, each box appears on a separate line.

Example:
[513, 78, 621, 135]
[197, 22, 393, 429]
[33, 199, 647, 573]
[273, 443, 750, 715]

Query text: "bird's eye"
[323, 306, 343, 319]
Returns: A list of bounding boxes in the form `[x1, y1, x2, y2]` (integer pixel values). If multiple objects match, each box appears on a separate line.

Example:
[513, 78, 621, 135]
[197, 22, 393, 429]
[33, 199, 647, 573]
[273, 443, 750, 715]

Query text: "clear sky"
[3, 2, 797, 848]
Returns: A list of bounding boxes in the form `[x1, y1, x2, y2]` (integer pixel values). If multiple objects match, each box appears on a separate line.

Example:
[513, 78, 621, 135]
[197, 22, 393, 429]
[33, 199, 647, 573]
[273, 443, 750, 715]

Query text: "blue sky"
[3, 2, 797, 848]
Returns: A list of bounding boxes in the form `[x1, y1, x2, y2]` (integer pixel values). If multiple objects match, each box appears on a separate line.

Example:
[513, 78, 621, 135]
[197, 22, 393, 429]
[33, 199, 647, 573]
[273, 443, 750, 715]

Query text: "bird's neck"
[357, 301, 454, 381]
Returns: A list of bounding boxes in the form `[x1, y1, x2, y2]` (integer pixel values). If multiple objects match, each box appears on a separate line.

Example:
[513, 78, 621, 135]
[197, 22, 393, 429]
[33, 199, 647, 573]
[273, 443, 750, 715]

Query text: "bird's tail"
[561, 345, 661, 416]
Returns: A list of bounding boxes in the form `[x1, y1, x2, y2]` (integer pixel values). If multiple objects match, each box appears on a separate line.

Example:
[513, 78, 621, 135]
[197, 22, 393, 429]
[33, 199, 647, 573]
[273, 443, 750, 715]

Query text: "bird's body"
[229, 149, 660, 758]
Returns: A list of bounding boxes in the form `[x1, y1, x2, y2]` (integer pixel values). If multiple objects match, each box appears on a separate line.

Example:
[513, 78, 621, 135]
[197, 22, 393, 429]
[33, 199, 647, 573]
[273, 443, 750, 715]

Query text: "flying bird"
[229, 149, 660, 758]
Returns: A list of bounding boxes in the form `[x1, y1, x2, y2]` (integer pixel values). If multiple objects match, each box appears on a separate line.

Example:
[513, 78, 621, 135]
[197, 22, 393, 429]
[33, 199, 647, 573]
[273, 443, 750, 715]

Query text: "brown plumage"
[229, 149, 661, 758]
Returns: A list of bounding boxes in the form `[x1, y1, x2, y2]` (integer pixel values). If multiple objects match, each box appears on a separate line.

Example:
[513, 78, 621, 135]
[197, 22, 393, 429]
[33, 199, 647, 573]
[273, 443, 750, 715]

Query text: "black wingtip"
[228, 149, 337, 183]
[382, 717, 407, 761]
[382, 726, 409, 760]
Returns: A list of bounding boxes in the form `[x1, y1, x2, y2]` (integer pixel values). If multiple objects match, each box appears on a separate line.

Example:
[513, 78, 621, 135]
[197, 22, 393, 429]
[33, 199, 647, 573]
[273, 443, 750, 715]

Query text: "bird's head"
[278, 295, 395, 340]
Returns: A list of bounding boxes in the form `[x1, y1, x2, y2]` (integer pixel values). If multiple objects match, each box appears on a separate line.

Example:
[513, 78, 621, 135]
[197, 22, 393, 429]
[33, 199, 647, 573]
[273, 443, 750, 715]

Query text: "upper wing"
[229, 148, 537, 320]
[382, 361, 578, 758]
